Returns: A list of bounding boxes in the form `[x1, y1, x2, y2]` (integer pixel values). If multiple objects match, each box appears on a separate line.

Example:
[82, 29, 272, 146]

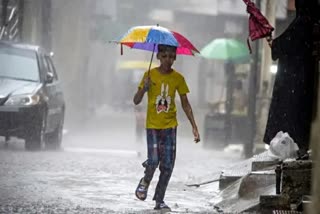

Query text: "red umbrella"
[243, 0, 274, 53]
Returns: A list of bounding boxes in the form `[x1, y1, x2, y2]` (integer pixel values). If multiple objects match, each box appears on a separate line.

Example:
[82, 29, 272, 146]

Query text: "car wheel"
[45, 115, 64, 150]
[25, 118, 46, 151]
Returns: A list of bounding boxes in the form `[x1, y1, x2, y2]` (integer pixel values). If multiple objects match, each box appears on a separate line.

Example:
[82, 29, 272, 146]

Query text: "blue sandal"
[135, 178, 149, 201]
[154, 201, 171, 211]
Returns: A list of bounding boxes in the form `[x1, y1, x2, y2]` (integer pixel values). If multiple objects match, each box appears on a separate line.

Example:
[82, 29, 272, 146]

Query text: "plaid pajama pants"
[142, 127, 177, 203]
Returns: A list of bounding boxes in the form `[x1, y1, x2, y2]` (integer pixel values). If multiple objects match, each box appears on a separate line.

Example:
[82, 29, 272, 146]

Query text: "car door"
[42, 54, 65, 133]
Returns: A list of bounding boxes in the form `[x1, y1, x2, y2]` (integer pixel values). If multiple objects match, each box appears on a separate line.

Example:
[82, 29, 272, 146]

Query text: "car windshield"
[0, 46, 39, 82]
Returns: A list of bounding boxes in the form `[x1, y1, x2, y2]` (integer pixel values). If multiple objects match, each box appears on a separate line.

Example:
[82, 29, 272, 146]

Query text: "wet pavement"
[0, 109, 242, 213]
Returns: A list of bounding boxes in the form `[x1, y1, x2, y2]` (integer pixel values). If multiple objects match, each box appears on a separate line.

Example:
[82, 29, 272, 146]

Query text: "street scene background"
[1, 0, 312, 213]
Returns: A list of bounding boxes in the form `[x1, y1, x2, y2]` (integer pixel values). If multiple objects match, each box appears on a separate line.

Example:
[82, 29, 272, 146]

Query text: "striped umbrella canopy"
[112, 25, 199, 56]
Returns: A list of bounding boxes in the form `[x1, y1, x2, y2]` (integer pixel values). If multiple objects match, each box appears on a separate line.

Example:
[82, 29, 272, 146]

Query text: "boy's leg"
[136, 129, 160, 200]
[144, 129, 160, 183]
[153, 127, 177, 204]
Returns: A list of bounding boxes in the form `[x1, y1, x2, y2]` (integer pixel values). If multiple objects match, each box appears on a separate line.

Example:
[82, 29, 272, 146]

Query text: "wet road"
[0, 110, 241, 213]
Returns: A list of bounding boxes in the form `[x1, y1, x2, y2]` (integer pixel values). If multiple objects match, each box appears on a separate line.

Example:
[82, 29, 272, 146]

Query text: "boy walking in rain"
[133, 44, 200, 211]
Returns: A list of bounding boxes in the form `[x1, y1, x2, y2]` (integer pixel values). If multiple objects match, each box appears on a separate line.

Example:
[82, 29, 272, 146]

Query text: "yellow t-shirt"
[138, 67, 190, 129]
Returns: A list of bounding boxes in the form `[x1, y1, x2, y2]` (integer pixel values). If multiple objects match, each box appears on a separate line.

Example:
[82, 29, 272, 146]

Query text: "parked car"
[0, 41, 65, 150]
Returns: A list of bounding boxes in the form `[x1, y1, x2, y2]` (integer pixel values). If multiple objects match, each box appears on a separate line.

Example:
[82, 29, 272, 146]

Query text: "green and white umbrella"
[200, 38, 250, 62]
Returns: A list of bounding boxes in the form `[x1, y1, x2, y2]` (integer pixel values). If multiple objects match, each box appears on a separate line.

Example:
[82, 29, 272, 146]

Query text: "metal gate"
[0, 0, 23, 41]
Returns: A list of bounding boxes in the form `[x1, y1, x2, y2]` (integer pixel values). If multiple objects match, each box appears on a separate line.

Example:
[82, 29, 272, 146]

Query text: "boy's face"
[157, 50, 176, 70]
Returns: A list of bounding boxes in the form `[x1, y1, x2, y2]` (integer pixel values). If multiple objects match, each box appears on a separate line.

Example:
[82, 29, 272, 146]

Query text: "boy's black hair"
[158, 44, 177, 53]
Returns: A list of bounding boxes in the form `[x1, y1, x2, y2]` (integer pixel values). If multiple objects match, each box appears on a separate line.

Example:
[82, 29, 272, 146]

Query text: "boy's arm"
[180, 94, 200, 143]
[133, 75, 150, 105]
[133, 88, 145, 105]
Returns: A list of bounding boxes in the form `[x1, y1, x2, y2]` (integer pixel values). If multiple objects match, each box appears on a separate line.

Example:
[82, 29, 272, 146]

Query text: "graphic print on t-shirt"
[156, 83, 171, 114]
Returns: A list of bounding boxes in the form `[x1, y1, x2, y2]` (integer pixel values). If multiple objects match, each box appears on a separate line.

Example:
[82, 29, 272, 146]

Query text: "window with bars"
[0, 0, 22, 41]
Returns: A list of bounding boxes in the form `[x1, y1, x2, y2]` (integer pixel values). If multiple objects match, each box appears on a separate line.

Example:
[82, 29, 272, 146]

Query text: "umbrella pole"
[148, 24, 159, 76]
[148, 44, 156, 77]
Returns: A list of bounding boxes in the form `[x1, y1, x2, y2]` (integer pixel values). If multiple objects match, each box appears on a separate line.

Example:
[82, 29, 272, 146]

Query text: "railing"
[0, 0, 22, 41]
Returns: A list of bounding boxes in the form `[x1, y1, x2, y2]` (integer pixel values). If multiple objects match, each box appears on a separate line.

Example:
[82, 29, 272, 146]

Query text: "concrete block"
[252, 160, 281, 171]
[219, 175, 242, 190]
[259, 195, 290, 212]
[281, 160, 312, 203]
[238, 171, 276, 199]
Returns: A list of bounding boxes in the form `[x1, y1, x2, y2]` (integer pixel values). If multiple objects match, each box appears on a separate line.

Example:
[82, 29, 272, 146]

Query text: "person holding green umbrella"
[200, 38, 250, 62]
[200, 38, 250, 147]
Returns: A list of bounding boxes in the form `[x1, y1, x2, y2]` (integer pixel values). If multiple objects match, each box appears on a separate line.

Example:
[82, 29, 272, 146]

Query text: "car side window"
[41, 55, 51, 78]
[45, 56, 58, 81]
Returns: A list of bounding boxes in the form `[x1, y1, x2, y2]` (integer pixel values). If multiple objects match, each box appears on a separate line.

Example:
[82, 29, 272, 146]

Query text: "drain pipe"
[275, 164, 282, 194]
